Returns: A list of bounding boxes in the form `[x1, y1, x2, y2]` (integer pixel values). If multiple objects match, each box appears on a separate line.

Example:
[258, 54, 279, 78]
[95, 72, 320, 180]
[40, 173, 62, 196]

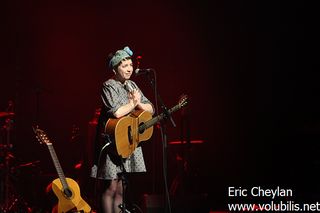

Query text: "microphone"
[134, 68, 153, 76]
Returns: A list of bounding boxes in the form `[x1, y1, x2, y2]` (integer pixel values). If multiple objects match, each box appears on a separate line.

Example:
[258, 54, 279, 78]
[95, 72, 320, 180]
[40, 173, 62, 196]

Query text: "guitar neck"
[47, 144, 69, 190]
[140, 104, 182, 131]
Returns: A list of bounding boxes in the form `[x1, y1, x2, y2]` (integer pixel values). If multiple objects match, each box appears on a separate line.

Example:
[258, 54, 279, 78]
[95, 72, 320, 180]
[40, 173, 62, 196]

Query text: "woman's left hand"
[131, 89, 141, 106]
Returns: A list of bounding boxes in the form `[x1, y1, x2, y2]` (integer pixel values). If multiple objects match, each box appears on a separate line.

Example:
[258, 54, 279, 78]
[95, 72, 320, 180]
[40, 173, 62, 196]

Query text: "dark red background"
[1, 1, 319, 211]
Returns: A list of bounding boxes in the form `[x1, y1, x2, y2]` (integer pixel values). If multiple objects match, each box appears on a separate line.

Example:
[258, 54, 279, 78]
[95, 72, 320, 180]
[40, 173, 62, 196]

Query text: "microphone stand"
[145, 70, 174, 213]
[118, 157, 130, 213]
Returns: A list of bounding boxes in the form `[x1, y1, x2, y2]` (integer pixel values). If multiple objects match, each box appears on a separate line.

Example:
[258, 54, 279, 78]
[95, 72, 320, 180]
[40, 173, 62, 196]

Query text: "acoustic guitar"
[104, 95, 188, 158]
[33, 126, 91, 213]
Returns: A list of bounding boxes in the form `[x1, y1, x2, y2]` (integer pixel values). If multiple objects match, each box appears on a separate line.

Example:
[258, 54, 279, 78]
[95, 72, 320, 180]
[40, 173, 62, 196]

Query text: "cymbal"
[0, 112, 14, 118]
[169, 140, 204, 145]
[17, 160, 40, 168]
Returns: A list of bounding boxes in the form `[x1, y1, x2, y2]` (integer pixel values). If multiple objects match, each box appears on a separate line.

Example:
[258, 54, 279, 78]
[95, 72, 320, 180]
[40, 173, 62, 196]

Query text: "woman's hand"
[132, 89, 141, 105]
[129, 89, 141, 105]
[128, 89, 153, 114]
[128, 89, 141, 108]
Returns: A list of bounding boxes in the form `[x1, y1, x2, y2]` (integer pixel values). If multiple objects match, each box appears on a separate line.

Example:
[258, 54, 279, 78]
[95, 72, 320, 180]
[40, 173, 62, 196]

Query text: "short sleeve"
[101, 83, 122, 114]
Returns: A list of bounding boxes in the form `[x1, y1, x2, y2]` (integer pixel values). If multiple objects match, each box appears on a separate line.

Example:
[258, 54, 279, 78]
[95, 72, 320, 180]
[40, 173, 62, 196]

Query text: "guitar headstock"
[32, 125, 52, 145]
[178, 94, 188, 108]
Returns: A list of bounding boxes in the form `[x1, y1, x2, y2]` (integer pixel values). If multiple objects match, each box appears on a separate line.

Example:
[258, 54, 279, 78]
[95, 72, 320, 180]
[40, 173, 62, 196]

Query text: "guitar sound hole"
[64, 188, 73, 198]
[128, 126, 132, 144]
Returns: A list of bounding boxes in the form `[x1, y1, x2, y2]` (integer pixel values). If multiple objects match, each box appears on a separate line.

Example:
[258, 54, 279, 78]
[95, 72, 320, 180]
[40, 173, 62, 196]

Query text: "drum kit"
[0, 111, 32, 212]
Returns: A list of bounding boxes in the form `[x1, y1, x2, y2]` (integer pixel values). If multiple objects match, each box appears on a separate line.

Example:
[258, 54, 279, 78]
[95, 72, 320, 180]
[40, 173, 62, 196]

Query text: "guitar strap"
[92, 107, 114, 165]
[100, 133, 112, 151]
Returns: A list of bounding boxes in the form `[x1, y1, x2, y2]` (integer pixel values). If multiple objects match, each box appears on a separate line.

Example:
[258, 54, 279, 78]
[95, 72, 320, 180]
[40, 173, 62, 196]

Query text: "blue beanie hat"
[109, 46, 133, 68]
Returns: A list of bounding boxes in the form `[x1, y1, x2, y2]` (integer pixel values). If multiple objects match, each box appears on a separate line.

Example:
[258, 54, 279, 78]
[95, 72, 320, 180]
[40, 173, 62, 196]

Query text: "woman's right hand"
[129, 89, 141, 108]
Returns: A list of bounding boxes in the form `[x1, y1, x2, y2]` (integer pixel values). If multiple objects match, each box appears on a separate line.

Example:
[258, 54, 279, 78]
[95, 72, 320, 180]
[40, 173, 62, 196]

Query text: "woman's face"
[115, 59, 133, 82]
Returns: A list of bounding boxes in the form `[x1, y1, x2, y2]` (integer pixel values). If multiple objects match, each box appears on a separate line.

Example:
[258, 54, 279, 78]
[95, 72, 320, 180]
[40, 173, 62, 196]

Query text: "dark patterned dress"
[91, 78, 153, 180]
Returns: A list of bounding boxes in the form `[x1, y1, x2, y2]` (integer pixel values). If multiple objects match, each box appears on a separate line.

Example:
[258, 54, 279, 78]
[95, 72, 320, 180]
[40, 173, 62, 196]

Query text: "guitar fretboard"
[139, 103, 182, 132]
[47, 143, 69, 191]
